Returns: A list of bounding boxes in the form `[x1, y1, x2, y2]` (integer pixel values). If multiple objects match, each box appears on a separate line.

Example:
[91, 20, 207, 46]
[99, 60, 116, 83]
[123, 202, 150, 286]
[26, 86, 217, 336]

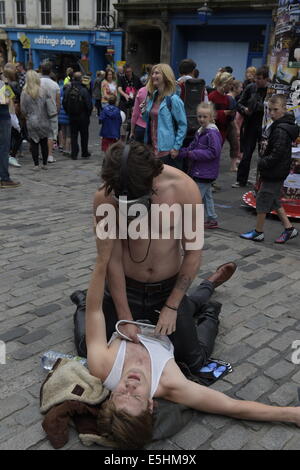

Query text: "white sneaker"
[47, 155, 56, 163]
[9, 156, 21, 168]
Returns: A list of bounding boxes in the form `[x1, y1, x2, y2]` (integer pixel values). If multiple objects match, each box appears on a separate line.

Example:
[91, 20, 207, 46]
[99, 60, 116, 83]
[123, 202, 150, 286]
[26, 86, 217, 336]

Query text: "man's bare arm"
[93, 189, 140, 343]
[155, 177, 203, 335]
[106, 241, 140, 343]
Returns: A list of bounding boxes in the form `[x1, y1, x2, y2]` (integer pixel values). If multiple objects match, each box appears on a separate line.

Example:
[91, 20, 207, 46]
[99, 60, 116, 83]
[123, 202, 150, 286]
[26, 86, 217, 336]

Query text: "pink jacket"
[131, 86, 148, 129]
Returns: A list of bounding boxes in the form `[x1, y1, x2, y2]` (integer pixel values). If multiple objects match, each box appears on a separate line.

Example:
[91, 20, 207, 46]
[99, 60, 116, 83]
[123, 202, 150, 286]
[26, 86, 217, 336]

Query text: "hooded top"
[99, 105, 122, 139]
[178, 123, 222, 181]
[258, 113, 299, 181]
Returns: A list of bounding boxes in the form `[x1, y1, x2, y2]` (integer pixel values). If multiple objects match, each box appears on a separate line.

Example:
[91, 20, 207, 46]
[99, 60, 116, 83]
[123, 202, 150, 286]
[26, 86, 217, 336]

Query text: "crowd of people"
[0, 57, 299, 245]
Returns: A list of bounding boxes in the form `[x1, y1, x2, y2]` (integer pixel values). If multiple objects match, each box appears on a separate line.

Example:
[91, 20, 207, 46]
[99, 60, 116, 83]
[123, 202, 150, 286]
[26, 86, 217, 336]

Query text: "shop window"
[15, 0, 26, 25]
[0, 1, 5, 25]
[96, 0, 110, 28]
[41, 0, 51, 26]
[67, 0, 79, 26]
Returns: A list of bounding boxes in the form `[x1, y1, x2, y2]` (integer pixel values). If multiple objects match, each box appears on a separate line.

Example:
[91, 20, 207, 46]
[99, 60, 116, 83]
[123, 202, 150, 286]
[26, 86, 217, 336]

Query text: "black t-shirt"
[118, 73, 141, 107]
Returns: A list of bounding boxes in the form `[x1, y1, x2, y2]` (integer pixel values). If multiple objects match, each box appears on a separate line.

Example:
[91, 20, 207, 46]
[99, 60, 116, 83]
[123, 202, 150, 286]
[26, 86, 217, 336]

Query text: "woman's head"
[97, 397, 154, 449]
[105, 68, 116, 81]
[230, 79, 243, 96]
[147, 63, 176, 98]
[213, 71, 233, 93]
[197, 101, 216, 127]
[3, 63, 16, 82]
[23, 70, 41, 99]
[245, 66, 256, 81]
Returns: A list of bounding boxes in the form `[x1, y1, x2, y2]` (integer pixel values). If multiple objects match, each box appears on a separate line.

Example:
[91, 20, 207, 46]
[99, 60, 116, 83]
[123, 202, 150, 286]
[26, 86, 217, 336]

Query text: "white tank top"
[103, 334, 174, 398]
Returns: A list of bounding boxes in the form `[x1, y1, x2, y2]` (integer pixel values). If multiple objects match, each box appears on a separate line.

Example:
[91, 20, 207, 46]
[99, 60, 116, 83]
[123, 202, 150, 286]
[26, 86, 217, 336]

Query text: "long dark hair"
[101, 141, 163, 199]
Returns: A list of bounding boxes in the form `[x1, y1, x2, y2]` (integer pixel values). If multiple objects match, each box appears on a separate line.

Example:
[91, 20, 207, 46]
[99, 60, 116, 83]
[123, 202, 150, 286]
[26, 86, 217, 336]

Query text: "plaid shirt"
[18, 72, 26, 91]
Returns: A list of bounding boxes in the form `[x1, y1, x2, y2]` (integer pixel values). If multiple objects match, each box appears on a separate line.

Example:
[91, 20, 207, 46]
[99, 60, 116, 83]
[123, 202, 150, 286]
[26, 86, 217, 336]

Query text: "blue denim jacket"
[143, 91, 187, 151]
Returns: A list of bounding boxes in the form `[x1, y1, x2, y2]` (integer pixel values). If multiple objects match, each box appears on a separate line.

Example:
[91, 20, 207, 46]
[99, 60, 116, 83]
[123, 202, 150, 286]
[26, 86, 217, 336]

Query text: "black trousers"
[103, 277, 219, 372]
[30, 138, 48, 166]
[237, 121, 262, 185]
[95, 99, 102, 117]
[70, 117, 89, 158]
[10, 128, 23, 158]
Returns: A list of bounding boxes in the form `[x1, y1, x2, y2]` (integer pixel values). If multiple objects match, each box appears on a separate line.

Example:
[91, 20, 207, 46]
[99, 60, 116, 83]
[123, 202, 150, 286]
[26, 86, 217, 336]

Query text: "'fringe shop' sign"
[33, 35, 76, 48]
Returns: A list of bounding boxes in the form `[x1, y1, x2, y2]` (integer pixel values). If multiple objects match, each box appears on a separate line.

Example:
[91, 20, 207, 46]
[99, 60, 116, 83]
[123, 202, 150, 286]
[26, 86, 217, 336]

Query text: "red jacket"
[208, 90, 231, 142]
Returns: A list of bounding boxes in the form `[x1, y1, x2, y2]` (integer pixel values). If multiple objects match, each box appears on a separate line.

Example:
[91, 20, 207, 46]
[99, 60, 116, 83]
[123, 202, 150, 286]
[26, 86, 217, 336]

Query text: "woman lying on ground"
[86, 236, 300, 450]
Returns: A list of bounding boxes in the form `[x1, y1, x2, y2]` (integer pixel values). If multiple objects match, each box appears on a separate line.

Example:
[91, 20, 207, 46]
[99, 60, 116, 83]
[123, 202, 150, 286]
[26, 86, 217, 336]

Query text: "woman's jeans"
[197, 182, 218, 222]
[0, 119, 11, 182]
[103, 277, 218, 372]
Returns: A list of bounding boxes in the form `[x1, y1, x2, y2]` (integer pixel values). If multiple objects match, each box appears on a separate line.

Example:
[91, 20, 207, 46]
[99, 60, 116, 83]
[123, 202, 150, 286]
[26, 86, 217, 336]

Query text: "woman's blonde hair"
[213, 71, 233, 89]
[197, 101, 216, 122]
[3, 63, 16, 82]
[246, 66, 256, 77]
[147, 63, 176, 99]
[23, 70, 41, 99]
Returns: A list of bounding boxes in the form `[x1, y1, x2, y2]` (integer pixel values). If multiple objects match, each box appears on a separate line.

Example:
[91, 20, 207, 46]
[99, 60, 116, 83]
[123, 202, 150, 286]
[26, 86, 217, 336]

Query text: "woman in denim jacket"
[143, 63, 187, 169]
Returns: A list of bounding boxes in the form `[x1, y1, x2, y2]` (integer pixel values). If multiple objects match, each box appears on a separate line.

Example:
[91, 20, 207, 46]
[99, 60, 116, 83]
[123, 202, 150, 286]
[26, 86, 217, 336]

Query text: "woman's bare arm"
[86, 191, 115, 376]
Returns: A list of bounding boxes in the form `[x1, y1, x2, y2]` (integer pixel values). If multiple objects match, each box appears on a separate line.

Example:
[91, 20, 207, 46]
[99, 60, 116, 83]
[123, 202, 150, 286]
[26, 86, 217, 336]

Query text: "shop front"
[170, 10, 273, 85]
[5, 29, 122, 79]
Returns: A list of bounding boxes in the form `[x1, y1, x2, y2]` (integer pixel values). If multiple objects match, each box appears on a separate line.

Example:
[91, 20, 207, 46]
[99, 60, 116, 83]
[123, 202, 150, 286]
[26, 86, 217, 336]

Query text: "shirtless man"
[86, 234, 300, 450]
[89, 141, 236, 374]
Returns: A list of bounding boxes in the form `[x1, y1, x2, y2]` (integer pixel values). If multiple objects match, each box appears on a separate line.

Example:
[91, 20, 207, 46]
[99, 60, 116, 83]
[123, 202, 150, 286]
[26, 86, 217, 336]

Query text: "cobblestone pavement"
[0, 115, 300, 451]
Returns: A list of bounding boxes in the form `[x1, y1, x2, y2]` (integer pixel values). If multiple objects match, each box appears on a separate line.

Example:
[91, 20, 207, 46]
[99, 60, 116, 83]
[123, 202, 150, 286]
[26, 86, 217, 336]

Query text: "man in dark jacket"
[232, 66, 269, 188]
[240, 95, 299, 244]
[63, 72, 93, 160]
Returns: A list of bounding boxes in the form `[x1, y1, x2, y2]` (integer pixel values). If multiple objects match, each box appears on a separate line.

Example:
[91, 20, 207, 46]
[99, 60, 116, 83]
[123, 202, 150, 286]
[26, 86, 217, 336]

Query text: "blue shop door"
[187, 41, 249, 85]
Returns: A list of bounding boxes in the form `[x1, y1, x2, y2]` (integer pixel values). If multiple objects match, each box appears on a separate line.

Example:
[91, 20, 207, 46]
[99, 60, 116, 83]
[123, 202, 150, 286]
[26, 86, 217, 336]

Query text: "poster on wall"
[243, 0, 300, 217]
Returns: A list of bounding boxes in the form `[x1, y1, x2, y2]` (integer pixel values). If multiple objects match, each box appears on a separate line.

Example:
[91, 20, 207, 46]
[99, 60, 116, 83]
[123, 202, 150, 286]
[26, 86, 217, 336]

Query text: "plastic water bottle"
[41, 350, 87, 371]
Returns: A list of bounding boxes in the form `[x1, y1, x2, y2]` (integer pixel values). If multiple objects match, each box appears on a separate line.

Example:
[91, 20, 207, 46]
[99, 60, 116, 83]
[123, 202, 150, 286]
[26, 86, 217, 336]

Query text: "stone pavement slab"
[0, 116, 300, 450]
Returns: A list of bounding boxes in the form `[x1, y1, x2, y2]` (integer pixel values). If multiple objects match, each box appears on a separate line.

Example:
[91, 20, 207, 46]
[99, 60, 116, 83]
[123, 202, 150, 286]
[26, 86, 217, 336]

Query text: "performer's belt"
[125, 274, 178, 294]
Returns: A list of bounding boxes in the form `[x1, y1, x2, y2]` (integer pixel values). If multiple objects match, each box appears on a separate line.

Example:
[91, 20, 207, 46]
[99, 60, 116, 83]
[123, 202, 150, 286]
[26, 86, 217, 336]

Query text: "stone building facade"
[2, 0, 122, 76]
[115, 0, 278, 82]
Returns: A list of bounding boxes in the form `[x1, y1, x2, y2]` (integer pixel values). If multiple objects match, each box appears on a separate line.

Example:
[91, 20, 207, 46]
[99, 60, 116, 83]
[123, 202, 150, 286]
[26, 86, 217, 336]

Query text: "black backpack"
[183, 78, 206, 135]
[64, 85, 85, 115]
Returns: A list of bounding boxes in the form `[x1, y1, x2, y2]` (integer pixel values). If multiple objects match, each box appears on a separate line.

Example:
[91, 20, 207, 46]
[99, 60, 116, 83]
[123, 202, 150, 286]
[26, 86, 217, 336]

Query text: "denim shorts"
[256, 180, 283, 214]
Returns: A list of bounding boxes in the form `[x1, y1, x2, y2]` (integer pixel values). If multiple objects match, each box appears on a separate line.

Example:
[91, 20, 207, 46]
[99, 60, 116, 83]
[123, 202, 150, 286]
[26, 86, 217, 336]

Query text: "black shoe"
[71, 290, 88, 358]
[71, 155, 78, 160]
[70, 290, 87, 307]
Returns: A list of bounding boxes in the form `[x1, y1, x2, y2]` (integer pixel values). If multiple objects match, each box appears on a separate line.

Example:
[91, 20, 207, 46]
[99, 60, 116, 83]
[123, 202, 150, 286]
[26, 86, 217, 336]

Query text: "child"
[99, 95, 122, 152]
[179, 102, 223, 229]
[240, 94, 299, 244]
